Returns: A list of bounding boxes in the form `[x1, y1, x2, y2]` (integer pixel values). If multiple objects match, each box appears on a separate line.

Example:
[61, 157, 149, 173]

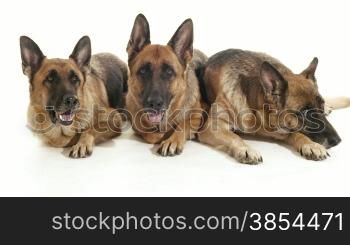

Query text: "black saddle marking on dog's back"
[92, 58, 128, 109]
[105, 69, 124, 108]
[195, 65, 210, 105]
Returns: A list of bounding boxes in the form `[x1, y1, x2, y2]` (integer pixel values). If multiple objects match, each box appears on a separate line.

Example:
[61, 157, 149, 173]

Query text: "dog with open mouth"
[21, 36, 128, 158]
[126, 14, 208, 156]
[197, 49, 348, 164]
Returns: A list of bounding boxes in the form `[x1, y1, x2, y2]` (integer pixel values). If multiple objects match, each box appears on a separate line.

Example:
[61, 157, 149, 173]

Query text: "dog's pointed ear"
[301, 57, 318, 81]
[168, 19, 193, 66]
[260, 62, 288, 105]
[127, 14, 151, 62]
[20, 36, 45, 77]
[70, 36, 91, 71]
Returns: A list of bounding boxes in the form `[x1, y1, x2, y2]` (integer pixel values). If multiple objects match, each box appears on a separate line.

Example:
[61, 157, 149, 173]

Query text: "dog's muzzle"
[47, 95, 79, 126]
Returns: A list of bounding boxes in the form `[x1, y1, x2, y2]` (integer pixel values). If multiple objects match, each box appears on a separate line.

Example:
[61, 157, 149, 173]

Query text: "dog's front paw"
[69, 142, 93, 158]
[299, 143, 329, 161]
[157, 134, 185, 157]
[231, 146, 263, 165]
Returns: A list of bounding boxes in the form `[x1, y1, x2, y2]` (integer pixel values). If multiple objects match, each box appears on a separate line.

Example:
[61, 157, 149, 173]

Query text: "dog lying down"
[197, 49, 349, 164]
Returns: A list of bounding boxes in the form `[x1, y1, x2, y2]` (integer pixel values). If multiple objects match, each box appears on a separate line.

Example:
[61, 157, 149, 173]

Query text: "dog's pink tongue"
[148, 112, 163, 124]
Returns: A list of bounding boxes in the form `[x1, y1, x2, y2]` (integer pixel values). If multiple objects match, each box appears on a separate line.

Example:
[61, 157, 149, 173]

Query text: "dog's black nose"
[328, 135, 341, 148]
[145, 97, 164, 111]
[64, 95, 79, 108]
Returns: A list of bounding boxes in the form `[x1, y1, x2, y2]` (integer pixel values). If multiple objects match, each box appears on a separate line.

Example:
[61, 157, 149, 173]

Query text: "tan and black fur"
[21, 36, 127, 158]
[126, 14, 207, 156]
[198, 49, 344, 164]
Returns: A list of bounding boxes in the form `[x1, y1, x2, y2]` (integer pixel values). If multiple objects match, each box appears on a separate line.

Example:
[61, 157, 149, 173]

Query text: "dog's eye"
[138, 67, 148, 75]
[44, 70, 58, 84]
[69, 71, 80, 85]
[302, 106, 324, 117]
[44, 74, 56, 84]
[297, 106, 310, 118]
[162, 64, 175, 78]
[302, 106, 311, 114]
[46, 76, 54, 83]
[165, 67, 174, 76]
[71, 75, 80, 84]
[138, 63, 152, 77]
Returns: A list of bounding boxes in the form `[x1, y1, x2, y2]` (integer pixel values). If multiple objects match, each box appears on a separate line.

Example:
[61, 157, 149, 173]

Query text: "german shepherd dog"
[126, 14, 207, 156]
[198, 49, 343, 164]
[20, 36, 127, 158]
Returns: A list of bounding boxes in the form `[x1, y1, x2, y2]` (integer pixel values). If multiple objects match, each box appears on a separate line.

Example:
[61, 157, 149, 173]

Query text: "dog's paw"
[69, 142, 93, 158]
[231, 146, 263, 165]
[299, 143, 329, 161]
[157, 134, 185, 157]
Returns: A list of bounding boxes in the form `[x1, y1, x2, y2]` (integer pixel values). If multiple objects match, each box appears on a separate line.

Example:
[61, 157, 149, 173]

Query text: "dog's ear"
[260, 62, 288, 105]
[20, 36, 45, 77]
[301, 57, 318, 81]
[127, 14, 151, 62]
[70, 36, 91, 71]
[168, 19, 193, 66]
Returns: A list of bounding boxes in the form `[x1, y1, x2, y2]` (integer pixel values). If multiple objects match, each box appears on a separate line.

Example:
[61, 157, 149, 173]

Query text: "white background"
[0, 0, 349, 196]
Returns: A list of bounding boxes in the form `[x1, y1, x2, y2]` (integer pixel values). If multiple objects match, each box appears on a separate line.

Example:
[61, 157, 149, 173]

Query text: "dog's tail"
[325, 97, 350, 110]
